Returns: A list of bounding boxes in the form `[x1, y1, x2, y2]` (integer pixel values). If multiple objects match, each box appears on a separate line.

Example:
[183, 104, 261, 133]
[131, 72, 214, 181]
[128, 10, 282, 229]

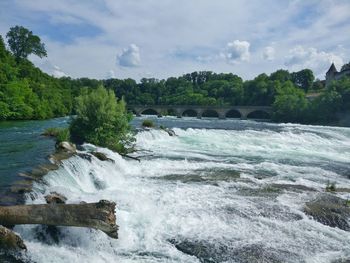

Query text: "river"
[1, 116, 350, 262]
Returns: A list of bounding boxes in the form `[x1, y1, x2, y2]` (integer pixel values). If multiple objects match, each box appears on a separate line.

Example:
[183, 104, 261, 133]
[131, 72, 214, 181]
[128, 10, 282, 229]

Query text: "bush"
[69, 86, 134, 154]
[142, 119, 154, 128]
[326, 181, 336, 192]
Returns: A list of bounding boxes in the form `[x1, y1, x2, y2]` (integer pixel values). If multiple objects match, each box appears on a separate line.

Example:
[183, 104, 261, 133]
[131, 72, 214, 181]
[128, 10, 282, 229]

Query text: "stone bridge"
[128, 105, 272, 120]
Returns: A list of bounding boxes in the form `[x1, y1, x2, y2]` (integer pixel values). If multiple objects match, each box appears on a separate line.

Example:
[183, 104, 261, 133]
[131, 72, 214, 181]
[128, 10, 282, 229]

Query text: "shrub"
[69, 86, 134, 154]
[142, 119, 154, 128]
[325, 181, 336, 192]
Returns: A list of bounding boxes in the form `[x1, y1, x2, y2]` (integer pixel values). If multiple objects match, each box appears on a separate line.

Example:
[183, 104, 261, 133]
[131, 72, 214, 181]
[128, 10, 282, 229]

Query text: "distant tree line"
[0, 25, 349, 125]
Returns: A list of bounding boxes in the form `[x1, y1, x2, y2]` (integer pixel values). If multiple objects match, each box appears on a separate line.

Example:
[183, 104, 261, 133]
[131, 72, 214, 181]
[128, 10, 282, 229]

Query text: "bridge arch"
[246, 110, 270, 119]
[225, 109, 242, 119]
[141, 108, 159, 116]
[182, 109, 197, 117]
[201, 109, 219, 118]
[166, 108, 178, 116]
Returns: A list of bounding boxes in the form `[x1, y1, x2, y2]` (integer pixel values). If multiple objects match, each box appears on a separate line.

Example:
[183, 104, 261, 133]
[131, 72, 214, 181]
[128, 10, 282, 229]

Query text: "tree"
[70, 86, 134, 153]
[341, 62, 350, 72]
[291, 69, 315, 92]
[270, 69, 291, 82]
[6, 26, 47, 61]
[272, 81, 309, 123]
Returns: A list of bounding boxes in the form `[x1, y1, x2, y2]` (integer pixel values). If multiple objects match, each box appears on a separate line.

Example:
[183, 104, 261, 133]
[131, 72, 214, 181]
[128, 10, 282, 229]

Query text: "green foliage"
[272, 81, 309, 123]
[43, 127, 70, 143]
[43, 127, 62, 137]
[6, 26, 47, 61]
[69, 86, 133, 153]
[291, 69, 315, 92]
[142, 119, 155, 128]
[56, 128, 70, 143]
[1, 26, 350, 126]
[326, 181, 336, 192]
[341, 62, 350, 72]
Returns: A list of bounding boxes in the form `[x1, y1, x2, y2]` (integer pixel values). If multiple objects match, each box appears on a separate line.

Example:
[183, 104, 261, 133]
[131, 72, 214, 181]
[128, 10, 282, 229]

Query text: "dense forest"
[0, 26, 349, 125]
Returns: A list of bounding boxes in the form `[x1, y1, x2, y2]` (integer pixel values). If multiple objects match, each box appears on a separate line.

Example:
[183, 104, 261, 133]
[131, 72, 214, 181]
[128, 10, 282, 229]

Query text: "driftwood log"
[0, 200, 118, 239]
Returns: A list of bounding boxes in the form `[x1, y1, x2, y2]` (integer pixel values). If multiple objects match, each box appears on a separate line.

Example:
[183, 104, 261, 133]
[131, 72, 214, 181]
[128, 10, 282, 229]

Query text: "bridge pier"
[218, 111, 226, 120]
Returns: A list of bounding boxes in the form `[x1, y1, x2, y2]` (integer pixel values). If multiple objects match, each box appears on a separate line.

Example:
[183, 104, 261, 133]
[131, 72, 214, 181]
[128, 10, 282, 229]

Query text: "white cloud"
[116, 44, 141, 67]
[2, 0, 349, 80]
[222, 40, 250, 63]
[31, 58, 68, 77]
[263, 46, 275, 61]
[106, 69, 116, 78]
[285, 46, 344, 77]
[52, 65, 67, 78]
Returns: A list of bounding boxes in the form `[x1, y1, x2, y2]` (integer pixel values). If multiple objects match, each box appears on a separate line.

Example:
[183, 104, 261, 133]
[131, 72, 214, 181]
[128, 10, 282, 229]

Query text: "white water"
[14, 119, 350, 262]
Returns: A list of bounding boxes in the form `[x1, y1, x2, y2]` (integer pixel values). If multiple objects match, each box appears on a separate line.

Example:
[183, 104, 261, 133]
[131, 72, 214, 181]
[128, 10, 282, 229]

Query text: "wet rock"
[257, 204, 303, 222]
[34, 225, 62, 245]
[55, 141, 76, 153]
[91, 152, 115, 163]
[0, 226, 26, 250]
[230, 244, 303, 263]
[89, 171, 107, 190]
[304, 194, 350, 231]
[164, 128, 176, 137]
[49, 151, 74, 164]
[271, 184, 317, 192]
[158, 170, 240, 184]
[334, 188, 350, 193]
[171, 240, 302, 263]
[10, 180, 33, 194]
[77, 153, 93, 162]
[0, 252, 26, 263]
[238, 185, 282, 198]
[332, 259, 350, 263]
[45, 192, 67, 204]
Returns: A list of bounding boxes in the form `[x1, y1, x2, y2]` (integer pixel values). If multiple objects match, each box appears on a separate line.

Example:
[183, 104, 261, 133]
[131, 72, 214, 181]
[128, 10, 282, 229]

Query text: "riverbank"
[0, 117, 71, 205]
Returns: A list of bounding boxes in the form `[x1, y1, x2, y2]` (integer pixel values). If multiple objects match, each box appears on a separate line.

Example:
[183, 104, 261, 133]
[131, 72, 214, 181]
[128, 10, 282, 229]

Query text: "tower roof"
[326, 63, 337, 74]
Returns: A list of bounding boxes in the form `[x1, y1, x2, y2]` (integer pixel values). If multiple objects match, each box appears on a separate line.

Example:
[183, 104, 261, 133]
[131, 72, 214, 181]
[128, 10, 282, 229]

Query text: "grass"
[43, 127, 70, 143]
[142, 119, 154, 128]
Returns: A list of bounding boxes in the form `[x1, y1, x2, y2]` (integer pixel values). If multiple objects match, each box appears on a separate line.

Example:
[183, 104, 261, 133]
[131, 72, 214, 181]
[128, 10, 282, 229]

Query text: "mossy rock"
[271, 184, 316, 192]
[0, 226, 26, 250]
[304, 194, 350, 231]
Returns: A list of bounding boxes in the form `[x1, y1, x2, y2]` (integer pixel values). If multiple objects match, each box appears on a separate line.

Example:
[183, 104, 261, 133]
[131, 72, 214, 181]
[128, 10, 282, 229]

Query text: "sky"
[0, 0, 349, 81]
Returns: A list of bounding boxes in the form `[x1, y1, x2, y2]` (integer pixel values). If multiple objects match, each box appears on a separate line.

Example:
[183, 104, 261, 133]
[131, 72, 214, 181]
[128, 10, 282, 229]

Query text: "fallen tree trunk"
[0, 200, 118, 239]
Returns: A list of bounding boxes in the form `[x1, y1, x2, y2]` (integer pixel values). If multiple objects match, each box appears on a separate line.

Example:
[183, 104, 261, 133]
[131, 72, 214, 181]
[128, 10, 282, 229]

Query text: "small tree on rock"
[70, 86, 134, 154]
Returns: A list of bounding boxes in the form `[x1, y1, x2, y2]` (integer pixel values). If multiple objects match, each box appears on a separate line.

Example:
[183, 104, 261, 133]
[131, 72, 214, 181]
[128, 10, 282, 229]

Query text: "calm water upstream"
[1, 116, 350, 262]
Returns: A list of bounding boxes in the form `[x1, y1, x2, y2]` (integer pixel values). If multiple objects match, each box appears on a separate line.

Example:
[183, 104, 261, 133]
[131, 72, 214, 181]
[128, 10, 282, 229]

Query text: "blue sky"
[0, 0, 349, 81]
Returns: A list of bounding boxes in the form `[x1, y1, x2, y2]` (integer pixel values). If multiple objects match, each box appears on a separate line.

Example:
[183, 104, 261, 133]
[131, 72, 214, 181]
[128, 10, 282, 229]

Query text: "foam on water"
[14, 120, 350, 262]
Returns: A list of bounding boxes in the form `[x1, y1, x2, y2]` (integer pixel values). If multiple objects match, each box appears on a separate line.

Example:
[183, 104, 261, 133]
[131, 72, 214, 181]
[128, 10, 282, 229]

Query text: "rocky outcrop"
[171, 239, 302, 263]
[0, 226, 26, 250]
[91, 152, 115, 163]
[56, 141, 76, 152]
[44, 192, 67, 204]
[50, 141, 77, 165]
[304, 194, 350, 231]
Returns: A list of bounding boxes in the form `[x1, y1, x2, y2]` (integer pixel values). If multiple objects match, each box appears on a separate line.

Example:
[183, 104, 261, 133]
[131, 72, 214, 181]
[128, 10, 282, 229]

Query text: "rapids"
[9, 117, 350, 262]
